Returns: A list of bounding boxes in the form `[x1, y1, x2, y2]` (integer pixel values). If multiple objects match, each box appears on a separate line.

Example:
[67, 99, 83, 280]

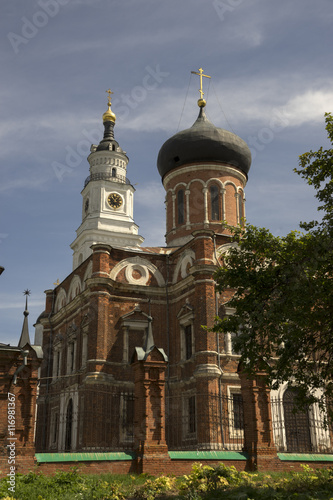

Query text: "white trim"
[163, 163, 247, 187]
[173, 249, 195, 283]
[270, 383, 331, 453]
[58, 387, 79, 452]
[110, 256, 165, 287]
[55, 288, 67, 313]
[227, 386, 244, 443]
[67, 275, 82, 303]
[83, 261, 93, 289]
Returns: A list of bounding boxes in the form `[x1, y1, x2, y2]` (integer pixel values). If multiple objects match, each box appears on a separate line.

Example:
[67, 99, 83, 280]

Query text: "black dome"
[157, 107, 251, 179]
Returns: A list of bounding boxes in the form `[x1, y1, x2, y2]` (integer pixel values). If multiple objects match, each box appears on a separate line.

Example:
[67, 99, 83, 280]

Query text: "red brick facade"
[0, 345, 42, 474]
[1, 99, 332, 478]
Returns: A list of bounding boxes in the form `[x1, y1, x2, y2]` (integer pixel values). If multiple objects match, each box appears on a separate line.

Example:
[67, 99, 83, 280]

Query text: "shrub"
[133, 475, 176, 500]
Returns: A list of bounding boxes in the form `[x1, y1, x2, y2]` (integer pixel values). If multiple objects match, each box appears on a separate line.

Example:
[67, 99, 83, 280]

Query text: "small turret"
[18, 290, 31, 348]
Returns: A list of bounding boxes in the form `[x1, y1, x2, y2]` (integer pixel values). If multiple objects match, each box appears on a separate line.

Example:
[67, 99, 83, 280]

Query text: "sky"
[1, 0, 333, 345]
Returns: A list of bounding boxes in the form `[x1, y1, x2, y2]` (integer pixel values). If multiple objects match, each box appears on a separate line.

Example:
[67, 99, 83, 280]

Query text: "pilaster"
[239, 366, 280, 471]
[131, 347, 171, 474]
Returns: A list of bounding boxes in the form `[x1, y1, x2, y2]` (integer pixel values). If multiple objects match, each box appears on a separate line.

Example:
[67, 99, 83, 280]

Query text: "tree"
[213, 113, 333, 409]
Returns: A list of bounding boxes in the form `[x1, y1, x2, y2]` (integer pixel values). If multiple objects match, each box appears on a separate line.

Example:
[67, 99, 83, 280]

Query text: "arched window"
[210, 185, 220, 221]
[65, 399, 73, 451]
[112, 167, 116, 177]
[283, 387, 311, 452]
[177, 189, 184, 224]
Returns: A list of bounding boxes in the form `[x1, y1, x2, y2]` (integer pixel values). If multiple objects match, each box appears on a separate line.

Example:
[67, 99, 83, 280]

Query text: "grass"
[0, 464, 333, 499]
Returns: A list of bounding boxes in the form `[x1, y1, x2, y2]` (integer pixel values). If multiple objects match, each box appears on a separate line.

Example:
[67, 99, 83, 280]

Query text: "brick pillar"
[239, 366, 280, 471]
[0, 349, 42, 476]
[132, 347, 171, 475]
[91, 244, 112, 278]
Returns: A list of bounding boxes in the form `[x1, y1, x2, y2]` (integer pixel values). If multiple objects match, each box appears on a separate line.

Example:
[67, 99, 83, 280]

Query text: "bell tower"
[71, 91, 144, 269]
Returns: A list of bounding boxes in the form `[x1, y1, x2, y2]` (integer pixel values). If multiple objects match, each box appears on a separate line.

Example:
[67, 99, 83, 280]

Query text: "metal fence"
[35, 386, 333, 455]
[166, 392, 244, 451]
[271, 397, 333, 454]
[35, 387, 135, 453]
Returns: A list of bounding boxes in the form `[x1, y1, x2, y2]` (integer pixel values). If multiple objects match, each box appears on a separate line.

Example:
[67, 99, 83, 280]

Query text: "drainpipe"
[12, 349, 29, 385]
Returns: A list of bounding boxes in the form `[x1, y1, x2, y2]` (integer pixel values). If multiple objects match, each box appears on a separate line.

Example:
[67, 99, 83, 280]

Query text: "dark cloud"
[1, 0, 332, 343]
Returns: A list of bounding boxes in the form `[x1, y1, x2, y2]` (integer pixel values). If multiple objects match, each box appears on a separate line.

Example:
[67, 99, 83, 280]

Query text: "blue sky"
[1, 0, 333, 344]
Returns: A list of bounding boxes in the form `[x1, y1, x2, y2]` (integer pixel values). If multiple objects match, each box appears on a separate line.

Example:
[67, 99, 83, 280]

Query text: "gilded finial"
[53, 279, 59, 287]
[106, 88, 113, 106]
[191, 68, 211, 107]
[103, 88, 116, 123]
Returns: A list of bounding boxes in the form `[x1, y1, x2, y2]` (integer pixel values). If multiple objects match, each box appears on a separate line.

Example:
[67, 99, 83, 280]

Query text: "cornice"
[163, 163, 247, 188]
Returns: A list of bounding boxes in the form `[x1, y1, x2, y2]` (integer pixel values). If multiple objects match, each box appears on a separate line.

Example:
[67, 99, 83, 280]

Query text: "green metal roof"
[278, 453, 333, 462]
[168, 450, 249, 460]
[35, 452, 135, 462]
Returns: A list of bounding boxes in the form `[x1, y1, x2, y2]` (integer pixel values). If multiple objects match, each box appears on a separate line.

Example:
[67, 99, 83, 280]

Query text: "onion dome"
[157, 105, 252, 180]
[96, 89, 119, 152]
[102, 103, 116, 124]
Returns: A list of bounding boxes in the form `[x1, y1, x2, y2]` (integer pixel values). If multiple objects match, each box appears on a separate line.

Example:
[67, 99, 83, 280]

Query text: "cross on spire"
[18, 290, 31, 347]
[191, 68, 211, 100]
[106, 88, 114, 106]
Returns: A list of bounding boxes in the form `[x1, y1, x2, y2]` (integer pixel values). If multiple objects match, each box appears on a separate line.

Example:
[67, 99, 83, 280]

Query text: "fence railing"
[35, 387, 333, 455]
[84, 172, 131, 187]
[35, 387, 135, 453]
[271, 397, 333, 454]
[166, 392, 244, 451]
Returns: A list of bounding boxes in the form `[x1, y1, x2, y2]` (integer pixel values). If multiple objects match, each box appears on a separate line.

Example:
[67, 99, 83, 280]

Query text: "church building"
[33, 73, 332, 474]
[36, 72, 250, 459]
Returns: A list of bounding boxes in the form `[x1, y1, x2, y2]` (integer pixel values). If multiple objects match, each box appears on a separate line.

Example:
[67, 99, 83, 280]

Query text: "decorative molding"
[163, 163, 247, 188]
[173, 249, 196, 283]
[110, 256, 165, 287]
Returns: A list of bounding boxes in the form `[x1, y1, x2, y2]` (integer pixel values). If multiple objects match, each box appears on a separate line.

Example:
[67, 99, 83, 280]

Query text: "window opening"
[65, 399, 73, 451]
[185, 324, 192, 360]
[177, 189, 184, 224]
[232, 393, 244, 430]
[210, 185, 220, 220]
[70, 343, 75, 373]
[56, 350, 60, 377]
[283, 387, 312, 452]
[188, 396, 196, 434]
[52, 413, 58, 444]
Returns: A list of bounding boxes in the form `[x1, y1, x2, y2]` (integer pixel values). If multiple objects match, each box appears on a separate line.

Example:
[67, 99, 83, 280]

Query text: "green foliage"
[213, 113, 333, 409]
[0, 469, 128, 500]
[295, 112, 333, 227]
[179, 463, 241, 498]
[133, 475, 176, 499]
[1, 465, 333, 499]
[179, 463, 333, 499]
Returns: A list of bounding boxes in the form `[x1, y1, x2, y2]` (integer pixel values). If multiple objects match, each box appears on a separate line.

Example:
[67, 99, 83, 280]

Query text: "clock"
[107, 192, 123, 209]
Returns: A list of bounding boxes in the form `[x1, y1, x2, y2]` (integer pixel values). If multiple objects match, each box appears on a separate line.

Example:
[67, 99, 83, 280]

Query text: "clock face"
[107, 192, 123, 209]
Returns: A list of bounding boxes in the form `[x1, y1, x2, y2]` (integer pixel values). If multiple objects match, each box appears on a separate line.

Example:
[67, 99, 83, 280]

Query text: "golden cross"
[53, 279, 60, 286]
[191, 68, 211, 99]
[106, 88, 114, 105]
